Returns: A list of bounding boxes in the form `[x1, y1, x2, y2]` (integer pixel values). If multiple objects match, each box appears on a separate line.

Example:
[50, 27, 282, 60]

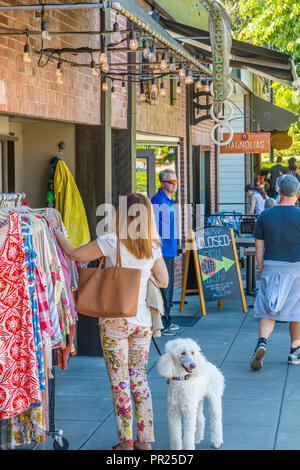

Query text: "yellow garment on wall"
[54, 160, 91, 248]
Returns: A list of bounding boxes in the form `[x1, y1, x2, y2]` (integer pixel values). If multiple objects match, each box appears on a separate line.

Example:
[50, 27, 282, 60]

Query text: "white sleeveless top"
[253, 192, 268, 215]
[96, 233, 162, 327]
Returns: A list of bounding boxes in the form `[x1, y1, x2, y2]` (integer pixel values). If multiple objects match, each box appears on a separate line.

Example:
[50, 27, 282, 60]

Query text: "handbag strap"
[116, 237, 121, 267]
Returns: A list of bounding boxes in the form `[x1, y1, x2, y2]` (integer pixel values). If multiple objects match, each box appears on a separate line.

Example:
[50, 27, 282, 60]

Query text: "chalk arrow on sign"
[198, 255, 235, 281]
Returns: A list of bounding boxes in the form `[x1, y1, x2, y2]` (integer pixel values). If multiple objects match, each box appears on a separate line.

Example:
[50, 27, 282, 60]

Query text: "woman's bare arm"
[255, 238, 264, 279]
[55, 232, 103, 262]
[152, 257, 169, 288]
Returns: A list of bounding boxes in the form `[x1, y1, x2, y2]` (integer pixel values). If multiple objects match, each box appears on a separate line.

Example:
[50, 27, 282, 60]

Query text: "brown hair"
[115, 193, 160, 259]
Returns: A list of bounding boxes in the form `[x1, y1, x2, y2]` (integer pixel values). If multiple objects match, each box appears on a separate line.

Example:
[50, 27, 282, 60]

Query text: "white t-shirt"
[253, 192, 268, 215]
[96, 233, 162, 327]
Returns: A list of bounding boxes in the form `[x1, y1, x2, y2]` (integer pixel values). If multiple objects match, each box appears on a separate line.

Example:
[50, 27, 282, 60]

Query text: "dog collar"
[167, 373, 191, 384]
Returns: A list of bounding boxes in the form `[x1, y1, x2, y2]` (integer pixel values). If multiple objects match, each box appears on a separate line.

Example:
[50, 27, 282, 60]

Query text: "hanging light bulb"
[121, 80, 127, 94]
[160, 50, 168, 70]
[56, 60, 63, 85]
[185, 67, 194, 85]
[150, 43, 156, 63]
[204, 80, 210, 92]
[102, 61, 109, 73]
[151, 79, 158, 93]
[111, 85, 116, 98]
[91, 60, 99, 77]
[102, 79, 108, 92]
[129, 28, 138, 51]
[142, 40, 151, 59]
[170, 55, 176, 73]
[178, 61, 186, 78]
[160, 81, 166, 97]
[41, 19, 51, 41]
[100, 52, 108, 64]
[176, 81, 182, 94]
[140, 82, 146, 102]
[23, 42, 31, 64]
[112, 18, 121, 43]
[196, 78, 202, 90]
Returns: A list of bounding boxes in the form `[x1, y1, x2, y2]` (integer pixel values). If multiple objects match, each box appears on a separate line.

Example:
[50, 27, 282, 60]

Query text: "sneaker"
[250, 345, 266, 371]
[169, 323, 180, 331]
[161, 328, 176, 336]
[288, 347, 300, 364]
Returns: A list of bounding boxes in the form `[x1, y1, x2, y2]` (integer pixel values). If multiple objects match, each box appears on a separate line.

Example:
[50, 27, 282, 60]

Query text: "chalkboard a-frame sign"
[180, 228, 247, 316]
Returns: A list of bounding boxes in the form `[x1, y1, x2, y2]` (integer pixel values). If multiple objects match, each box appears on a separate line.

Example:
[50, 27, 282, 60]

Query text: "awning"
[157, 16, 299, 87]
[111, 1, 211, 75]
[252, 96, 298, 132]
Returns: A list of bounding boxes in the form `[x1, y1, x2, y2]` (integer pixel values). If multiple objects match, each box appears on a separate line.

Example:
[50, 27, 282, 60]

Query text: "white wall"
[218, 84, 246, 213]
[8, 117, 76, 208]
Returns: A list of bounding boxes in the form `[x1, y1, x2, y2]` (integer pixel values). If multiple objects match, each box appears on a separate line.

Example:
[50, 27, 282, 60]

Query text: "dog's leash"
[152, 337, 162, 356]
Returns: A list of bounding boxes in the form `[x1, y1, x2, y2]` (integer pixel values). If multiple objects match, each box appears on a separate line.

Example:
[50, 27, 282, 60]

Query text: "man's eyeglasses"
[164, 179, 178, 185]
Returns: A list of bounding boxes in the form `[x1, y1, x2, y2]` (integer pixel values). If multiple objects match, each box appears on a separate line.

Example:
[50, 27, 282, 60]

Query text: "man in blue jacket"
[151, 168, 179, 336]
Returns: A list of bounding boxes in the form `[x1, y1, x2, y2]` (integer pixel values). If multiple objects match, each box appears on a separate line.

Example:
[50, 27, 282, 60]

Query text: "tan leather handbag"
[75, 238, 141, 318]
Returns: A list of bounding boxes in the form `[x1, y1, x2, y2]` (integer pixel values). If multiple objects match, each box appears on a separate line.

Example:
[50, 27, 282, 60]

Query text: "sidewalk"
[36, 288, 299, 451]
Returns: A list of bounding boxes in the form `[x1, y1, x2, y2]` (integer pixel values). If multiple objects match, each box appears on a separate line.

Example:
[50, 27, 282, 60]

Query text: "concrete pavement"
[35, 287, 300, 451]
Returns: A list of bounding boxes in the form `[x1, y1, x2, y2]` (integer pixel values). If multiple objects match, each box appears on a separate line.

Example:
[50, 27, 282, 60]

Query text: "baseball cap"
[279, 174, 300, 197]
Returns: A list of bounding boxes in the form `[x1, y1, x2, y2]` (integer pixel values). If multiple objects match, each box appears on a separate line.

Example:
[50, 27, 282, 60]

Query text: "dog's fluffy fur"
[157, 338, 225, 450]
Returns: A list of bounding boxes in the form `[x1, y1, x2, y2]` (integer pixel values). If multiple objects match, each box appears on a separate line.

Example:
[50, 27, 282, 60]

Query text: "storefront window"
[136, 144, 179, 201]
[0, 140, 15, 193]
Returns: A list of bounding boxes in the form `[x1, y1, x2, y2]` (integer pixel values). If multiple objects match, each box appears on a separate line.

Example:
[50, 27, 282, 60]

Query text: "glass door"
[136, 148, 156, 199]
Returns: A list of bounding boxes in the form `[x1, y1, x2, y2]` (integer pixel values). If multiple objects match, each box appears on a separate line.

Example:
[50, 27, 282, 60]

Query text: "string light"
[112, 16, 121, 43]
[129, 28, 138, 51]
[121, 80, 127, 94]
[102, 78, 108, 92]
[176, 81, 182, 94]
[90, 60, 99, 77]
[56, 60, 63, 85]
[160, 50, 168, 70]
[23, 42, 31, 64]
[140, 81, 146, 101]
[142, 40, 151, 59]
[102, 61, 109, 73]
[196, 78, 202, 90]
[170, 55, 176, 73]
[178, 62, 186, 78]
[150, 43, 156, 63]
[100, 52, 108, 64]
[111, 84, 116, 98]
[185, 67, 194, 85]
[151, 79, 158, 93]
[41, 12, 51, 42]
[160, 81, 166, 97]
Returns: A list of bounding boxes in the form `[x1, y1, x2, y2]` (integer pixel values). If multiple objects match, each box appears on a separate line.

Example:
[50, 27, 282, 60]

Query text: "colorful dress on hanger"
[0, 213, 41, 419]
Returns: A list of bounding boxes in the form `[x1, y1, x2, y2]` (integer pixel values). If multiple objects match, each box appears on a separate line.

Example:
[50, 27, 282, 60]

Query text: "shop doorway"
[192, 146, 211, 228]
[0, 138, 16, 193]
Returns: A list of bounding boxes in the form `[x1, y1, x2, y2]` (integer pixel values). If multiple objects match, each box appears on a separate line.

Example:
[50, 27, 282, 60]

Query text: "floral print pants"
[100, 319, 154, 447]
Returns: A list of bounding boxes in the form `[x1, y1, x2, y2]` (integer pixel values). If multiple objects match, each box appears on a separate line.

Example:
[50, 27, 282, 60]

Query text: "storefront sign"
[220, 132, 270, 154]
[270, 131, 292, 150]
[208, 1, 234, 146]
[209, 1, 232, 105]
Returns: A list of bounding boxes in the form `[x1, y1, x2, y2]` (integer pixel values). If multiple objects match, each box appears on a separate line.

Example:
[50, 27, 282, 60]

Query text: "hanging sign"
[208, 1, 234, 146]
[179, 228, 247, 315]
[270, 131, 292, 150]
[220, 132, 270, 154]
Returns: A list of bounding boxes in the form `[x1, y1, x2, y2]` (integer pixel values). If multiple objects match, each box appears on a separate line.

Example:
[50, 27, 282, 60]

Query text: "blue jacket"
[151, 189, 177, 257]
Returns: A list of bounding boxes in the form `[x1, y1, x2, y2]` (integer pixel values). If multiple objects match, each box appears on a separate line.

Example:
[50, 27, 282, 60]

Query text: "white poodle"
[157, 338, 225, 450]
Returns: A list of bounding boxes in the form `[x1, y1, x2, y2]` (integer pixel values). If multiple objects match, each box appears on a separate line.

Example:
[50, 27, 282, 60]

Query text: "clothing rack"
[0, 192, 26, 207]
[0, 200, 71, 450]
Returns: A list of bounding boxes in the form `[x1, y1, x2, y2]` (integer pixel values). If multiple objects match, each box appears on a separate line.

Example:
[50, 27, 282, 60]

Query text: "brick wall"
[0, 0, 101, 124]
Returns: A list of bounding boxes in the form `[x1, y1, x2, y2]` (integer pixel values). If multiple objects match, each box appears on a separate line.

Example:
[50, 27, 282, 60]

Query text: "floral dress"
[0, 213, 41, 419]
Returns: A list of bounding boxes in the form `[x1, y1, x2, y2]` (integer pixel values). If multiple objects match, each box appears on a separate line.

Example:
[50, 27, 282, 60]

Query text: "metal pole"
[0, 2, 109, 11]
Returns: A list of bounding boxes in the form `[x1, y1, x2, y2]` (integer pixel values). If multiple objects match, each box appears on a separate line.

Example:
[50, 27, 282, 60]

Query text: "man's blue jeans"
[160, 257, 175, 329]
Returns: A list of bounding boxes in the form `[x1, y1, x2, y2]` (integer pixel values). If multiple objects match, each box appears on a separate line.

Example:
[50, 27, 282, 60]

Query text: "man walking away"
[266, 156, 284, 199]
[250, 175, 300, 370]
[151, 169, 179, 336]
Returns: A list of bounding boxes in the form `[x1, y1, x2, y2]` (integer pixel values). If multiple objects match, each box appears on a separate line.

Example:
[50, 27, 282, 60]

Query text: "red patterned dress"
[0, 213, 41, 419]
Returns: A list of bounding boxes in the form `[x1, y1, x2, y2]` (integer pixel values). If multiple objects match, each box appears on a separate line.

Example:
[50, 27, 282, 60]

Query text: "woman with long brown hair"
[55, 193, 168, 450]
